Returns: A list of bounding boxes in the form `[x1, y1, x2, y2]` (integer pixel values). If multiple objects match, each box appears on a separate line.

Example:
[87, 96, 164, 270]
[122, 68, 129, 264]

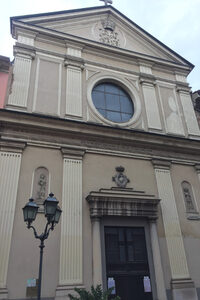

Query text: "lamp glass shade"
[23, 198, 39, 223]
[53, 206, 62, 224]
[44, 193, 59, 219]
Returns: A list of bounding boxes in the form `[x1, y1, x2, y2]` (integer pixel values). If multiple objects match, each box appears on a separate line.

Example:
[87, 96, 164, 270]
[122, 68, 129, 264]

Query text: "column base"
[55, 285, 85, 300]
[0, 288, 8, 299]
[171, 278, 198, 300]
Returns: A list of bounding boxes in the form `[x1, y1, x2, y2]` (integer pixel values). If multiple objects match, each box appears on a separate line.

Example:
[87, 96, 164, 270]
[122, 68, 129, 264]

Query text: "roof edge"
[10, 5, 194, 69]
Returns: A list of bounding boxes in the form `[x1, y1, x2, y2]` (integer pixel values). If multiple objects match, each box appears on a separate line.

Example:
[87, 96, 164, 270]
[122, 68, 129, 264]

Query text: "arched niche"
[32, 167, 49, 205]
[181, 181, 197, 213]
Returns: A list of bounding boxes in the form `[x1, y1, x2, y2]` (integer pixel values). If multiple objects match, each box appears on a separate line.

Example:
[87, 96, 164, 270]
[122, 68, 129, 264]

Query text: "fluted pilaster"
[8, 52, 34, 108]
[0, 151, 22, 294]
[58, 148, 85, 286]
[179, 91, 200, 136]
[152, 161, 189, 279]
[65, 64, 83, 117]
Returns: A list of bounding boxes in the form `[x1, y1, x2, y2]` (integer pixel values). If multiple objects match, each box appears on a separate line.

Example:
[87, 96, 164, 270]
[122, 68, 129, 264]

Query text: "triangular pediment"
[11, 6, 193, 68]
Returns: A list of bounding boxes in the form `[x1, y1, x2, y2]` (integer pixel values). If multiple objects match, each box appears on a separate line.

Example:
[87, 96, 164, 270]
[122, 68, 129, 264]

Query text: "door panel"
[105, 227, 153, 300]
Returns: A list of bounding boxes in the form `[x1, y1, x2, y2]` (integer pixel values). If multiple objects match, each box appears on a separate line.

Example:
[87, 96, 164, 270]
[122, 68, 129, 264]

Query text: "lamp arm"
[27, 221, 56, 241]
[28, 225, 40, 239]
[39, 221, 55, 241]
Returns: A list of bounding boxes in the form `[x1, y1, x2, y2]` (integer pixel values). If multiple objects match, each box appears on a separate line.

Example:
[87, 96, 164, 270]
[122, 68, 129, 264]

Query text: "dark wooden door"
[105, 227, 153, 300]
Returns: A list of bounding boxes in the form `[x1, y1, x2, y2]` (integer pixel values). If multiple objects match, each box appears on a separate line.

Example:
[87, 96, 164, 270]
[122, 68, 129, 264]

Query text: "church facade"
[1, 4, 200, 300]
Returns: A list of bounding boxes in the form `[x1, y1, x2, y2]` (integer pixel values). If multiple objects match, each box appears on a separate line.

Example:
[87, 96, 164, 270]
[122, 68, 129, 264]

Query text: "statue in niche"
[183, 187, 195, 212]
[37, 173, 47, 201]
[182, 181, 196, 213]
[32, 167, 49, 205]
[112, 166, 130, 188]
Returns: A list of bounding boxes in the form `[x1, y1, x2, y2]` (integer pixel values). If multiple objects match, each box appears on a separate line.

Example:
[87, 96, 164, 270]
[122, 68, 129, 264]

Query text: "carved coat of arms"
[112, 166, 130, 188]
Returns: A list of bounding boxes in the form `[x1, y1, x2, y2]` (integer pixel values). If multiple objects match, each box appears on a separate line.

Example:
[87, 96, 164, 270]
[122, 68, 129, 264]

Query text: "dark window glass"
[106, 94, 120, 111]
[92, 82, 134, 123]
[92, 91, 106, 109]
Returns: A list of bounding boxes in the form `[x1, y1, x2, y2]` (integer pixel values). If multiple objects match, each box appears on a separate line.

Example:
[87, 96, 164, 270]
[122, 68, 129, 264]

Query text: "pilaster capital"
[91, 216, 102, 222]
[61, 146, 86, 160]
[14, 45, 36, 60]
[148, 216, 158, 223]
[64, 56, 85, 70]
[151, 159, 171, 170]
[0, 141, 26, 153]
[176, 84, 191, 94]
[139, 74, 156, 86]
[194, 164, 200, 173]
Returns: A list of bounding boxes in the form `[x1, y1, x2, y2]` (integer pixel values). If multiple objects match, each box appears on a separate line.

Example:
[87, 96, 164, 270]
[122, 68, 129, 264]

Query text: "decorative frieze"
[0, 151, 22, 293]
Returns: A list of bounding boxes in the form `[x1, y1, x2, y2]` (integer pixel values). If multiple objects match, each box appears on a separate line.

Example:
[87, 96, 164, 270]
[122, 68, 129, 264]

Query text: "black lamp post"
[23, 193, 62, 300]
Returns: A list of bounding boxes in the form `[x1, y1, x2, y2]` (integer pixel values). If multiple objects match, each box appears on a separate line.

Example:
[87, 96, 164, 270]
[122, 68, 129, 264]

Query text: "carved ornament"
[112, 166, 130, 188]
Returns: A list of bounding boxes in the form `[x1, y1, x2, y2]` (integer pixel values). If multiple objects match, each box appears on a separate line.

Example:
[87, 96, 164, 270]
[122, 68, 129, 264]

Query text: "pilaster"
[149, 219, 167, 300]
[152, 159, 198, 300]
[177, 88, 200, 136]
[55, 147, 85, 299]
[64, 55, 84, 118]
[91, 217, 103, 286]
[8, 46, 35, 108]
[194, 164, 200, 186]
[0, 144, 25, 298]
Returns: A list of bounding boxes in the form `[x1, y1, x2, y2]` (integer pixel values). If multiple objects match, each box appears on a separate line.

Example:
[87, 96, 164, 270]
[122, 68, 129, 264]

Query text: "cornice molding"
[13, 44, 36, 59]
[1, 110, 200, 162]
[11, 20, 192, 72]
[86, 187, 160, 220]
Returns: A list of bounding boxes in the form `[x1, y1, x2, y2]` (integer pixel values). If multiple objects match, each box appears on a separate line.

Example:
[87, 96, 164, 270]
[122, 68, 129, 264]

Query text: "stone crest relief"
[99, 16, 120, 47]
[112, 166, 130, 188]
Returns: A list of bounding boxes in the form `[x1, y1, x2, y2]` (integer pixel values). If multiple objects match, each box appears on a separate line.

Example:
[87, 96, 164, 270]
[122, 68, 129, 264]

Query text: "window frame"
[87, 74, 141, 127]
[92, 82, 134, 123]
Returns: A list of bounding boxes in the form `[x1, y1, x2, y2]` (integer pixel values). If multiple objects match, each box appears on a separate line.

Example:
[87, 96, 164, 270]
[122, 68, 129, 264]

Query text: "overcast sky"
[1, 0, 199, 91]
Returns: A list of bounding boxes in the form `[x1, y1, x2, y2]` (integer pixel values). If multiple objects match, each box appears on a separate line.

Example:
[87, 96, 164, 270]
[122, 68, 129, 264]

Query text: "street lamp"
[23, 193, 62, 300]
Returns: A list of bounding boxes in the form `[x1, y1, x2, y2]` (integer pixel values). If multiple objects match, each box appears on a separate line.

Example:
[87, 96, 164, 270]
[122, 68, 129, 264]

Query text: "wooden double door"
[105, 227, 153, 300]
